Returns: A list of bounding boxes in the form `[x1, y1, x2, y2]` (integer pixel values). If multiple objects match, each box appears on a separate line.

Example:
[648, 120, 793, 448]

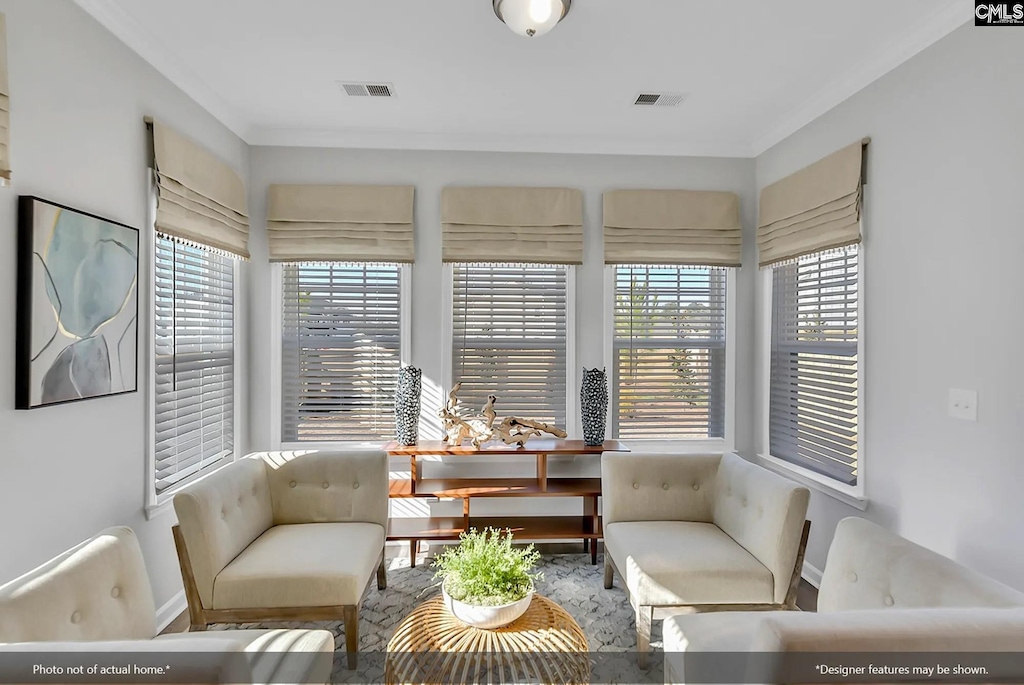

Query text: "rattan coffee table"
[385, 594, 590, 684]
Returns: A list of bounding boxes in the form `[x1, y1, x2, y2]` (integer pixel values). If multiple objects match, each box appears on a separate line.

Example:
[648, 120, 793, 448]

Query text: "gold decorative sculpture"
[438, 383, 567, 448]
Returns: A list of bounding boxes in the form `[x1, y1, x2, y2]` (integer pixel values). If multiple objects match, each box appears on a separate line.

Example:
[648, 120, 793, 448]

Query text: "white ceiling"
[76, 0, 970, 157]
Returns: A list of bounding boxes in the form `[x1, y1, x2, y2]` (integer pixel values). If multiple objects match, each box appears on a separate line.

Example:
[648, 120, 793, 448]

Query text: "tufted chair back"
[601, 453, 721, 525]
[711, 452, 809, 603]
[261, 450, 389, 528]
[818, 517, 1024, 613]
[0, 527, 156, 643]
[173, 458, 274, 610]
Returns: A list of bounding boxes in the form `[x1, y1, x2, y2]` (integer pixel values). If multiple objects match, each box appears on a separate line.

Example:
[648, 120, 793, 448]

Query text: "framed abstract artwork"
[16, 196, 139, 409]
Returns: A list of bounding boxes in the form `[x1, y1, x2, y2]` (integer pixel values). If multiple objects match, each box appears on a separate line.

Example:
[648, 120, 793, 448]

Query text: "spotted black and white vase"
[580, 367, 608, 446]
[395, 366, 422, 446]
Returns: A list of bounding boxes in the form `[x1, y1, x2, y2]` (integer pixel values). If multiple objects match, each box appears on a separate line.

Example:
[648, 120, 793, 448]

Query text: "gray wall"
[754, 24, 1024, 588]
[0, 0, 249, 612]
[247, 147, 758, 471]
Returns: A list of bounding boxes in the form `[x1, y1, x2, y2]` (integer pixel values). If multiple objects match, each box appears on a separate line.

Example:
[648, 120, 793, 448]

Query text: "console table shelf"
[384, 440, 627, 566]
[388, 516, 603, 541]
[388, 477, 603, 499]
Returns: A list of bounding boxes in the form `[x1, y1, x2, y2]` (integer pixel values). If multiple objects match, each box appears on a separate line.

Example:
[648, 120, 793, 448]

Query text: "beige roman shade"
[0, 12, 10, 183]
[441, 186, 583, 264]
[758, 139, 868, 267]
[266, 184, 415, 263]
[148, 119, 249, 259]
[603, 189, 742, 266]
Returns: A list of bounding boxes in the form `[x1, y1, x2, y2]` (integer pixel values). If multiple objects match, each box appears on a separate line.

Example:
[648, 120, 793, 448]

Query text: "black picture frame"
[16, 196, 140, 409]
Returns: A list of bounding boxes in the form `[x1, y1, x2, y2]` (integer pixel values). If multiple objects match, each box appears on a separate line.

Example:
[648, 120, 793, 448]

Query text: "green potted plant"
[433, 527, 542, 629]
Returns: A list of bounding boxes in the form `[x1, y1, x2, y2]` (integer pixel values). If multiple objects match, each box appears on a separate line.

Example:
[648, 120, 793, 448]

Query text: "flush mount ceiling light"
[493, 0, 571, 38]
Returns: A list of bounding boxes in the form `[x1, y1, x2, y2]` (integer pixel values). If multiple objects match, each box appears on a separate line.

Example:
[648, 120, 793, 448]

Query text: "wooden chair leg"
[377, 555, 388, 591]
[343, 605, 359, 670]
[603, 555, 614, 589]
[784, 520, 812, 609]
[409, 540, 418, 568]
[636, 604, 653, 669]
[172, 526, 209, 634]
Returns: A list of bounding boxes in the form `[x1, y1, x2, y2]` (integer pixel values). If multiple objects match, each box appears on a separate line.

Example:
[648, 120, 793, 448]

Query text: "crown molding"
[73, 0, 251, 140]
[77, 0, 971, 160]
[750, 0, 971, 156]
[246, 126, 755, 158]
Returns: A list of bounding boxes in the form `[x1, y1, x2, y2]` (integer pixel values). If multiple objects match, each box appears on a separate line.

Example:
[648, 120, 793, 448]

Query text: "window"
[612, 265, 728, 440]
[451, 263, 568, 426]
[281, 263, 403, 442]
[153, 235, 234, 497]
[769, 246, 859, 485]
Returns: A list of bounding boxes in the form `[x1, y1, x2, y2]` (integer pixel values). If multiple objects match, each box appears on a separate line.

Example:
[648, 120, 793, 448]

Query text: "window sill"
[752, 452, 867, 510]
[144, 497, 176, 521]
[277, 441, 390, 451]
[144, 458, 239, 521]
[619, 438, 729, 454]
[277, 439, 729, 454]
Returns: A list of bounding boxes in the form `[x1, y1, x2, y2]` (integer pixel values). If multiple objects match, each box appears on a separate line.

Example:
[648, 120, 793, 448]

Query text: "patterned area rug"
[210, 552, 665, 684]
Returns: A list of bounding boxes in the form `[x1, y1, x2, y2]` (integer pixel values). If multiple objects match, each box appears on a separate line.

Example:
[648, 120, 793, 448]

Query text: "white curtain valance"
[603, 189, 742, 267]
[266, 184, 415, 263]
[149, 119, 249, 259]
[758, 139, 868, 268]
[441, 186, 583, 264]
[0, 12, 10, 183]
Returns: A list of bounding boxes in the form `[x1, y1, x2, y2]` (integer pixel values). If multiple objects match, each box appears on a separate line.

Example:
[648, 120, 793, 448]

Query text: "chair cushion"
[0, 527, 156, 643]
[213, 522, 384, 609]
[174, 458, 274, 610]
[664, 612, 766, 685]
[156, 629, 334, 685]
[604, 521, 774, 607]
[819, 517, 1024, 612]
[260, 450, 390, 528]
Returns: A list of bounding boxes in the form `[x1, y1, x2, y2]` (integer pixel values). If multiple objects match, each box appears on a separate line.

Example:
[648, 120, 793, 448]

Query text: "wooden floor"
[160, 547, 819, 635]
[795, 576, 818, 611]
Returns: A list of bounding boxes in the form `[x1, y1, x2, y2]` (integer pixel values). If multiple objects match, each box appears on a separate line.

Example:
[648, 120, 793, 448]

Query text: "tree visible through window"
[281, 263, 402, 442]
[613, 265, 727, 439]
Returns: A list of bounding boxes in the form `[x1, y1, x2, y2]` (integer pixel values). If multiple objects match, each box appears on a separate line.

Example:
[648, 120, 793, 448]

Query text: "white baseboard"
[156, 589, 187, 633]
[802, 560, 823, 588]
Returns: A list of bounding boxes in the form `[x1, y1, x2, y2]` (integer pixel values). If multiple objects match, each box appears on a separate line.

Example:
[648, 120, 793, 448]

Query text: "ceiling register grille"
[339, 82, 395, 97]
[633, 92, 686, 107]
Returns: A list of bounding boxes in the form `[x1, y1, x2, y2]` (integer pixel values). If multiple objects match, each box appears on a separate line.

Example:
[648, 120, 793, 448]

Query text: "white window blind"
[154, 234, 234, 496]
[281, 263, 402, 442]
[452, 264, 568, 426]
[770, 245, 859, 485]
[613, 265, 727, 440]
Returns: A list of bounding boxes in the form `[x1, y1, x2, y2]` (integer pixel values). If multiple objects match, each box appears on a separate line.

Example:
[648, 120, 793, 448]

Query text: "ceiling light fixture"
[493, 0, 571, 38]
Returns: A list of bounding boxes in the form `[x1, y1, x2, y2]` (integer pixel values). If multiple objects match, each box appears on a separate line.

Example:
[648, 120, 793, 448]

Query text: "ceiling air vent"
[633, 92, 686, 107]
[339, 82, 395, 97]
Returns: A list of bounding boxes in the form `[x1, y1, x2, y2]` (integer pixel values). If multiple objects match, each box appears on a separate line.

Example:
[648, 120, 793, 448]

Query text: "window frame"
[603, 265, 736, 453]
[270, 262, 412, 450]
[442, 263, 578, 439]
[145, 178, 242, 517]
[757, 249, 866, 509]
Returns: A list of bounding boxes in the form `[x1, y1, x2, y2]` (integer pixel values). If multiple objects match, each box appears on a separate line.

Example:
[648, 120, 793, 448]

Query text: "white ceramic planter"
[442, 583, 534, 629]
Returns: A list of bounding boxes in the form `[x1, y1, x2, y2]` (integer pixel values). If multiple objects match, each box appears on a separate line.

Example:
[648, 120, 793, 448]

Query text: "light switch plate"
[948, 388, 978, 421]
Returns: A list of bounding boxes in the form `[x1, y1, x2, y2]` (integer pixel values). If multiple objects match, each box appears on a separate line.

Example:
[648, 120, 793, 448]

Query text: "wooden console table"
[384, 439, 628, 566]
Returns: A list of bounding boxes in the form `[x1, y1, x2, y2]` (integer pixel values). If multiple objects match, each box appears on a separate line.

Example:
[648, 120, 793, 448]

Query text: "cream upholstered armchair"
[0, 527, 333, 684]
[172, 450, 389, 669]
[663, 517, 1024, 684]
[601, 451, 810, 667]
